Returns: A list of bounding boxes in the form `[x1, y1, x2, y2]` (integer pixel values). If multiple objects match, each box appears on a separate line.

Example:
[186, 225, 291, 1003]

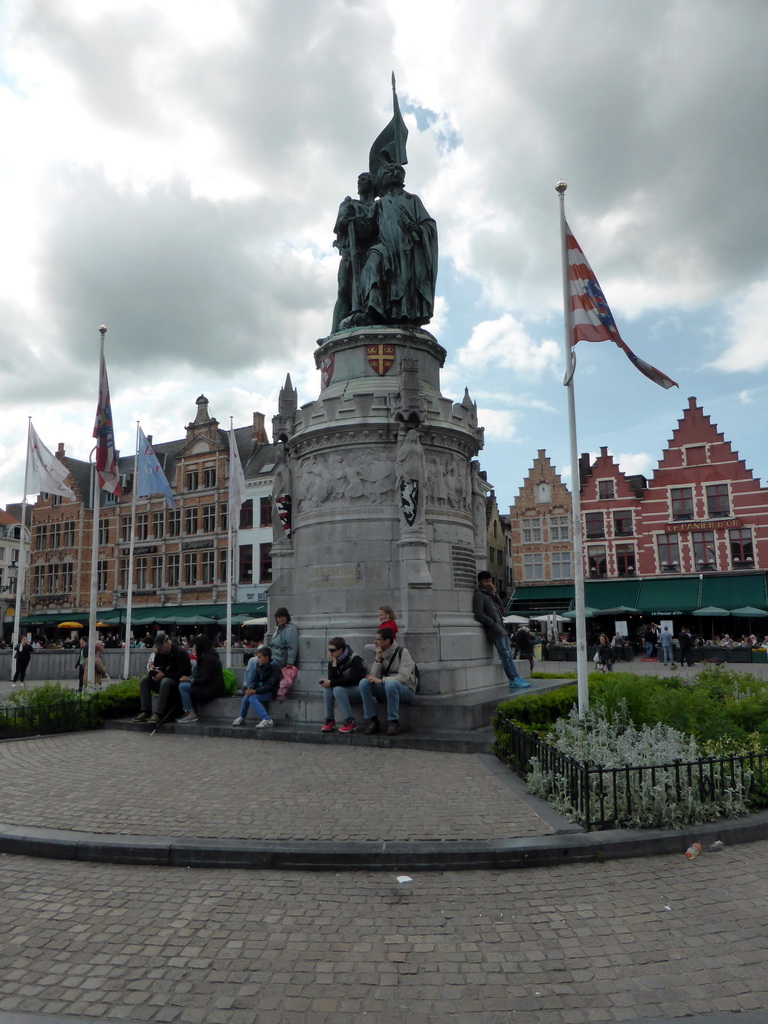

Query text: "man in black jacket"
[473, 572, 530, 689]
[132, 632, 192, 725]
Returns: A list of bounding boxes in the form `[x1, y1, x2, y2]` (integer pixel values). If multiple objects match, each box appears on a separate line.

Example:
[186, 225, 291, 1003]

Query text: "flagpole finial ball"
[555, 181, 568, 194]
[98, 324, 107, 336]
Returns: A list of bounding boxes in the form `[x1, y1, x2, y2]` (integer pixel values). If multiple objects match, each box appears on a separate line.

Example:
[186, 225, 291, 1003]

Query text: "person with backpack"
[359, 627, 418, 736]
[319, 635, 368, 734]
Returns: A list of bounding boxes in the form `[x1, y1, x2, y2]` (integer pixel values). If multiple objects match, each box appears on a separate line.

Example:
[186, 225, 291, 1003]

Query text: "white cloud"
[456, 315, 560, 374]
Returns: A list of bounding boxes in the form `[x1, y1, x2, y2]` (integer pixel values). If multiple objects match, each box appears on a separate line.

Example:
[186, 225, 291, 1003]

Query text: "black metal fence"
[495, 719, 768, 831]
[0, 698, 100, 740]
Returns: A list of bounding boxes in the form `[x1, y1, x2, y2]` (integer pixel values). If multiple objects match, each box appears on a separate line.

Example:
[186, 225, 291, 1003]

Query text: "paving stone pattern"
[1, 848, 767, 1023]
[0, 732, 552, 842]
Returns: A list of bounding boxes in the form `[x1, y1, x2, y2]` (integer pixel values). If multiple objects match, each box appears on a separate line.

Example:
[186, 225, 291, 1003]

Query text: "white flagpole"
[557, 181, 589, 715]
[122, 421, 140, 680]
[11, 419, 32, 677]
[226, 417, 234, 670]
[86, 326, 107, 686]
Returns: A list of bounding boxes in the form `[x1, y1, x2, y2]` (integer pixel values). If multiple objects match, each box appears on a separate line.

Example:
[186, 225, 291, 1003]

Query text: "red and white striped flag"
[566, 221, 677, 390]
[93, 351, 122, 495]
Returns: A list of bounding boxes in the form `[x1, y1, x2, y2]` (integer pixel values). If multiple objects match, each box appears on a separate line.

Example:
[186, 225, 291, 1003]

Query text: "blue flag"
[135, 427, 175, 509]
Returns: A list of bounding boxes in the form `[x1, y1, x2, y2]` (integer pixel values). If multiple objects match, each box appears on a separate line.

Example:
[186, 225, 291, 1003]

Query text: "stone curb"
[2, 809, 767, 873]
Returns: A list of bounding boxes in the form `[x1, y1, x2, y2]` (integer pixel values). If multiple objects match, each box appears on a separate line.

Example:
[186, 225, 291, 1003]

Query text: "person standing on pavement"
[473, 571, 530, 689]
[132, 631, 192, 725]
[678, 626, 694, 667]
[359, 628, 417, 736]
[514, 625, 536, 674]
[12, 636, 32, 686]
[659, 626, 674, 665]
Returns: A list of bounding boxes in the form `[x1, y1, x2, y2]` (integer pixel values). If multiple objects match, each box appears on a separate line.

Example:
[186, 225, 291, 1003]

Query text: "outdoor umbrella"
[730, 606, 768, 634]
[57, 621, 84, 628]
[503, 614, 530, 625]
[599, 606, 641, 616]
[562, 607, 599, 619]
[692, 606, 729, 639]
[242, 617, 269, 626]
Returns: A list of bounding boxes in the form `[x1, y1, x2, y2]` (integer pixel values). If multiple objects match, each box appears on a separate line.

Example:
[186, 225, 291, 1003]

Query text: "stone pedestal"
[269, 325, 502, 697]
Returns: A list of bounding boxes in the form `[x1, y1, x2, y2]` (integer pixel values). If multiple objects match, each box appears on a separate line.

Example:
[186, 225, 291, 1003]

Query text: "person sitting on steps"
[359, 627, 418, 737]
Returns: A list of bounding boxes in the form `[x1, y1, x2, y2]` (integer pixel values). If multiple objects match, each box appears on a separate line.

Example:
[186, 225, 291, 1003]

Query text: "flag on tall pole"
[93, 346, 122, 495]
[228, 424, 246, 521]
[566, 221, 678, 390]
[26, 422, 75, 499]
[135, 427, 175, 509]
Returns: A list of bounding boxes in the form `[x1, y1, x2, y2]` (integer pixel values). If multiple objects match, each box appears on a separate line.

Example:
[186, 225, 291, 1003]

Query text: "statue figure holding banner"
[335, 75, 438, 333]
[331, 172, 377, 335]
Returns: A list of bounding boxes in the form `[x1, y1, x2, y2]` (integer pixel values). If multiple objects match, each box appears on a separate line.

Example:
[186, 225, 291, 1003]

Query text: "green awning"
[506, 585, 574, 612]
[584, 579, 642, 609]
[20, 613, 70, 625]
[637, 577, 701, 615]
[700, 573, 767, 611]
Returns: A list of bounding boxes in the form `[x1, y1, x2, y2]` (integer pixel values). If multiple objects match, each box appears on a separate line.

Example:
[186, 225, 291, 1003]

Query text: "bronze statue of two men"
[330, 79, 438, 335]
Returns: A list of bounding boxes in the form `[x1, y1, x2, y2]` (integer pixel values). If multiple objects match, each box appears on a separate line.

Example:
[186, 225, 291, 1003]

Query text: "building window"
[670, 487, 694, 520]
[136, 513, 149, 541]
[616, 544, 636, 575]
[685, 445, 707, 466]
[549, 515, 569, 542]
[239, 544, 253, 584]
[220, 548, 229, 582]
[201, 550, 216, 585]
[185, 508, 198, 535]
[51, 494, 62, 507]
[121, 516, 131, 542]
[46, 563, 58, 593]
[36, 524, 47, 551]
[730, 528, 754, 567]
[220, 503, 228, 531]
[259, 542, 272, 583]
[240, 500, 253, 530]
[62, 522, 75, 547]
[167, 554, 180, 588]
[94, 519, 107, 545]
[61, 563, 73, 593]
[167, 509, 181, 537]
[120, 557, 129, 589]
[551, 551, 572, 580]
[613, 510, 633, 536]
[135, 556, 148, 590]
[203, 467, 217, 489]
[34, 565, 44, 594]
[692, 531, 717, 570]
[706, 484, 730, 517]
[202, 505, 216, 532]
[584, 512, 604, 539]
[49, 523, 61, 549]
[183, 553, 197, 586]
[657, 533, 681, 570]
[151, 555, 163, 589]
[186, 470, 199, 491]
[598, 480, 615, 500]
[521, 517, 541, 543]
[97, 560, 108, 591]
[587, 545, 607, 576]
[522, 552, 544, 581]
[260, 497, 273, 527]
[152, 512, 164, 539]
[535, 482, 551, 504]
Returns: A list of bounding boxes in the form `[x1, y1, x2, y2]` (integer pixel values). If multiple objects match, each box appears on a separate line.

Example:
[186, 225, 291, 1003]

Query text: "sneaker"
[176, 713, 198, 723]
[320, 719, 336, 733]
[338, 719, 357, 734]
[386, 721, 400, 736]
[146, 713, 161, 725]
[132, 711, 151, 722]
[255, 718, 274, 729]
[511, 680, 531, 689]
[232, 716, 245, 727]
[364, 718, 380, 735]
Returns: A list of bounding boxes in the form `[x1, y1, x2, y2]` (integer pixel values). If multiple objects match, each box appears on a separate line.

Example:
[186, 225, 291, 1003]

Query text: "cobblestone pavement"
[0, 732, 552, 842]
[1, 844, 767, 1024]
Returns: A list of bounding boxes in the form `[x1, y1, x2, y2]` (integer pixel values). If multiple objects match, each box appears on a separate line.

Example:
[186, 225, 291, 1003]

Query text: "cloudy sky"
[2, 0, 767, 515]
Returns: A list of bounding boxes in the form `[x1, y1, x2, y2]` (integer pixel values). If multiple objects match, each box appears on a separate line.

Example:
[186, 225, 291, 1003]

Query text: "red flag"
[93, 351, 122, 495]
[566, 221, 678, 390]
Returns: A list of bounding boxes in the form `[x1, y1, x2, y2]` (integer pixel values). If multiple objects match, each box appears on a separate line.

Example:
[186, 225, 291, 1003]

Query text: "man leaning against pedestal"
[473, 571, 530, 689]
